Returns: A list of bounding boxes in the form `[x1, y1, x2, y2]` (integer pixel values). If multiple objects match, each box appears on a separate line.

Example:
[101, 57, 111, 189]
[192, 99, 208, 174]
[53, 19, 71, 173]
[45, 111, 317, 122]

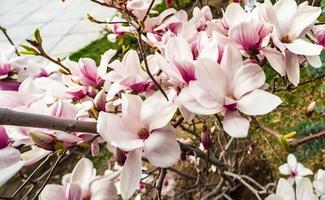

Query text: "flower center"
[281, 35, 291, 43]
[291, 170, 297, 177]
[138, 128, 149, 140]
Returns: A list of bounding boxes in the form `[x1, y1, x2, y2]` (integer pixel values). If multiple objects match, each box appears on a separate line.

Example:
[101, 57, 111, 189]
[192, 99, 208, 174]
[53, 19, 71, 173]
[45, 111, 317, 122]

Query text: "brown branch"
[290, 130, 325, 148]
[0, 108, 97, 133]
[251, 116, 281, 139]
[155, 168, 167, 200]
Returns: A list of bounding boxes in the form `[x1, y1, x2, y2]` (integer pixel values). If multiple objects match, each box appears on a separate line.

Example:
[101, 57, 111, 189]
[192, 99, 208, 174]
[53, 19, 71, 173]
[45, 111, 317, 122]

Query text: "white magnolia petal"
[120, 149, 142, 200]
[237, 89, 282, 116]
[223, 111, 249, 138]
[144, 130, 181, 168]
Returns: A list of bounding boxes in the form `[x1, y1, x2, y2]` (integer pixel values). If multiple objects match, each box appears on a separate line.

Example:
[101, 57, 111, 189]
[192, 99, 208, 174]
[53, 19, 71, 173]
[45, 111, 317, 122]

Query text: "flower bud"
[94, 89, 107, 111]
[29, 132, 56, 151]
[306, 101, 316, 118]
[0, 126, 9, 149]
[115, 148, 127, 166]
[180, 151, 187, 161]
[91, 142, 100, 157]
[200, 131, 211, 149]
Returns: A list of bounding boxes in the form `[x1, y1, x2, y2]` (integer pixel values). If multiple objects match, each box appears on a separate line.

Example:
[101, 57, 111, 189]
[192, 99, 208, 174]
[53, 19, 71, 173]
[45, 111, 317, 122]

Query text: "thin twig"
[0, 26, 19, 56]
[31, 152, 65, 200]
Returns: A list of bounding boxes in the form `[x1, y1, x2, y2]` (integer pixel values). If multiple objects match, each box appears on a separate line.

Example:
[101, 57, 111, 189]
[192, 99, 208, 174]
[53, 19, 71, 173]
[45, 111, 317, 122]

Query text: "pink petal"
[98, 49, 117, 76]
[178, 87, 223, 115]
[141, 91, 177, 131]
[20, 147, 51, 166]
[0, 147, 24, 187]
[287, 154, 297, 169]
[153, 52, 183, 84]
[285, 50, 300, 86]
[0, 126, 9, 149]
[165, 37, 193, 65]
[220, 44, 243, 79]
[196, 58, 227, 97]
[222, 3, 247, 28]
[144, 130, 180, 168]
[0, 91, 24, 108]
[97, 112, 138, 143]
[286, 39, 323, 56]
[90, 177, 118, 200]
[274, 0, 297, 35]
[229, 21, 259, 51]
[122, 50, 141, 74]
[237, 89, 282, 115]
[111, 139, 144, 152]
[120, 149, 142, 200]
[223, 111, 249, 138]
[121, 94, 143, 132]
[79, 58, 99, 86]
[65, 183, 82, 200]
[70, 158, 94, 191]
[289, 5, 321, 40]
[199, 42, 219, 63]
[39, 184, 66, 200]
[232, 63, 265, 99]
[296, 178, 316, 200]
[260, 47, 286, 76]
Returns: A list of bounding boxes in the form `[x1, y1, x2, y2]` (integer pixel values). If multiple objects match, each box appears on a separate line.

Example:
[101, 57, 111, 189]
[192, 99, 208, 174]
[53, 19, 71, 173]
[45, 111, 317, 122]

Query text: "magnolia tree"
[0, 0, 324, 199]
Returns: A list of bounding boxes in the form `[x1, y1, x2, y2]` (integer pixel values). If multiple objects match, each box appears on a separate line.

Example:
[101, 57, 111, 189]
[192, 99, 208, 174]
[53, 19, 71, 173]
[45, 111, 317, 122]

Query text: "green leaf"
[20, 44, 39, 55]
[34, 28, 42, 44]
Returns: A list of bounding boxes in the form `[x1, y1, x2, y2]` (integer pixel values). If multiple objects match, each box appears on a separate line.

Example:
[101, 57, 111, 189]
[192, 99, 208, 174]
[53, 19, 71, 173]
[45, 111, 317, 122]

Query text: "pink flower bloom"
[104, 50, 154, 99]
[40, 158, 119, 200]
[279, 154, 313, 185]
[258, 0, 322, 85]
[97, 92, 180, 199]
[154, 37, 196, 85]
[178, 44, 282, 137]
[266, 178, 318, 200]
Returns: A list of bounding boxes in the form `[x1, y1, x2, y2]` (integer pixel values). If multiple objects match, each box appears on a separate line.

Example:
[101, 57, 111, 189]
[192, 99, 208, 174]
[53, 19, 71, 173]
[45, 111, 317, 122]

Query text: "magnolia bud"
[115, 148, 127, 166]
[165, 0, 173, 6]
[29, 132, 56, 151]
[0, 126, 9, 149]
[180, 152, 187, 161]
[200, 131, 211, 149]
[306, 101, 316, 117]
[91, 142, 100, 157]
[94, 89, 107, 111]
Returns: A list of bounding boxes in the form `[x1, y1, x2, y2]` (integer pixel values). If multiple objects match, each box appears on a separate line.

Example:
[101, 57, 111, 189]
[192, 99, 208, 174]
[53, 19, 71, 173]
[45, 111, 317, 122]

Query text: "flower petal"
[287, 154, 297, 169]
[276, 178, 295, 200]
[220, 44, 243, 78]
[141, 91, 177, 131]
[111, 139, 144, 152]
[232, 64, 266, 99]
[144, 130, 181, 168]
[306, 55, 321, 68]
[97, 111, 138, 143]
[285, 51, 300, 86]
[237, 89, 282, 116]
[223, 111, 249, 138]
[120, 149, 142, 200]
[39, 184, 66, 200]
[260, 47, 286, 76]
[70, 158, 95, 192]
[121, 94, 143, 132]
[285, 39, 323, 56]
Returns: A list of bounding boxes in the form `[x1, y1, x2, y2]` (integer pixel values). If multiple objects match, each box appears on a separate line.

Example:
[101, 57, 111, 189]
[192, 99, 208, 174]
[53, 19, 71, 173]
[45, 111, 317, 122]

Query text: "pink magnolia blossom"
[0, 126, 10, 149]
[279, 154, 313, 185]
[178, 44, 282, 137]
[97, 92, 180, 199]
[190, 6, 213, 31]
[266, 178, 318, 200]
[40, 158, 119, 200]
[258, 0, 322, 86]
[0, 146, 50, 187]
[313, 169, 325, 199]
[104, 50, 155, 99]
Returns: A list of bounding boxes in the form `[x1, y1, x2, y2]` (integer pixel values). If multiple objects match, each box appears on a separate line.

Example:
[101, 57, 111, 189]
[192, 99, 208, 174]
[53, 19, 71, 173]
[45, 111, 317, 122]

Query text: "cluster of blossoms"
[0, 0, 324, 199]
[266, 154, 325, 200]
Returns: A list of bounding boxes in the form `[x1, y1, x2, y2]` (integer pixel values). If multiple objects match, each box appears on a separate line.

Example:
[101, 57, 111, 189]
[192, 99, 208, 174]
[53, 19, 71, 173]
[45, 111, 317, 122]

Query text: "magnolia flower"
[64, 54, 112, 87]
[104, 50, 155, 99]
[258, 0, 322, 86]
[279, 154, 313, 185]
[266, 178, 318, 200]
[313, 169, 325, 199]
[97, 92, 180, 199]
[178, 44, 282, 137]
[40, 158, 119, 200]
[0, 146, 50, 187]
[190, 6, 213, 31]
[154, 37, 205, 86]
[0, 43, 27, 79]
